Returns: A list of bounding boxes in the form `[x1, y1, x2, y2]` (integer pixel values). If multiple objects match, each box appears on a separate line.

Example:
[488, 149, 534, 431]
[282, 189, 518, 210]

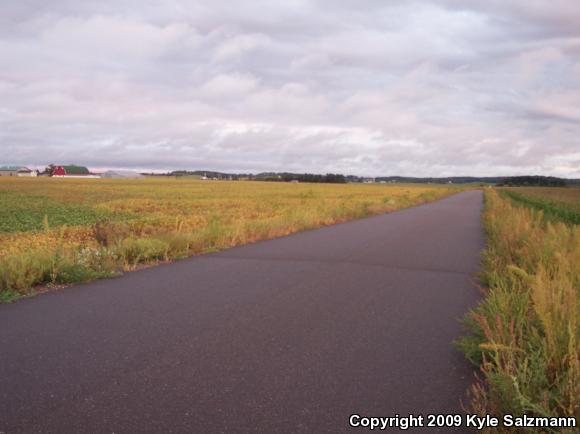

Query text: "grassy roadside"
[457, 189, 579, 432]
[0, 180, 460, 302]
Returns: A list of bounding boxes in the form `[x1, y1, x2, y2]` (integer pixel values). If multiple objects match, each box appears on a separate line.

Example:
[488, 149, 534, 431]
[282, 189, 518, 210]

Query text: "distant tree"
[499, 176, 566, 187]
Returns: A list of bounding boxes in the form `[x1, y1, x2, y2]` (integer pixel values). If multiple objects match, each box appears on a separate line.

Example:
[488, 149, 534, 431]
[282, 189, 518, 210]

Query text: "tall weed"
[458, 189, 579, 430]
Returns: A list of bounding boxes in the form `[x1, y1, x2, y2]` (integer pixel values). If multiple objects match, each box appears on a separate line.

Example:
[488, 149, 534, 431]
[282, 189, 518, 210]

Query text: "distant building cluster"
[0, 164, 143, 179]
[0, 166, 38, 177]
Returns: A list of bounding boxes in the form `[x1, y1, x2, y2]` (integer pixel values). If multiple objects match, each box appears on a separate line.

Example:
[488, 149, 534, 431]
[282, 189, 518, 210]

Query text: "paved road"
[0, 191, 483, 434]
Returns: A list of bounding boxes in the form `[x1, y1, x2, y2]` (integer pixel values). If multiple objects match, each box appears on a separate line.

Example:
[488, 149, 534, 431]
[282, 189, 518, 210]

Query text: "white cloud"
[212, 32, 272, 62]
[0, 0, 579, 176]
[200, 73, 259, 98]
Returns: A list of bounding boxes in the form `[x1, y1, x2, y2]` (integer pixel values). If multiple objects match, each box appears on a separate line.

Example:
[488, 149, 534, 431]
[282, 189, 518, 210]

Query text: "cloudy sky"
[1, 1, 579, 176]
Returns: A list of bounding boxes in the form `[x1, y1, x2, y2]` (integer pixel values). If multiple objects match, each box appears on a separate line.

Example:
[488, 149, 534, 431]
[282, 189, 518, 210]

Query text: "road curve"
[0, 190, 484, 433]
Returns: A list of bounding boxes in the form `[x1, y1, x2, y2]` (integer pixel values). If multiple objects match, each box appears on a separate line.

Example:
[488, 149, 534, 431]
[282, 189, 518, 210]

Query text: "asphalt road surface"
[0, 190, 484, 434]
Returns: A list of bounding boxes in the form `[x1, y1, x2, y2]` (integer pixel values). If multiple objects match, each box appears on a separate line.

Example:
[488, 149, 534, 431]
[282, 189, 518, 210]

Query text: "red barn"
[52, 166, 66, 176]
[50, 165, 99, 178]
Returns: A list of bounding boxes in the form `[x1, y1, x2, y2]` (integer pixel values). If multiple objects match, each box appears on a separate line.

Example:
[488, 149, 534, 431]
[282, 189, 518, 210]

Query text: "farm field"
[502, 186, 580, 206]
[0, 177, 458, 301]
[459, 187, 579, 426]
[500, 186, 580, 224]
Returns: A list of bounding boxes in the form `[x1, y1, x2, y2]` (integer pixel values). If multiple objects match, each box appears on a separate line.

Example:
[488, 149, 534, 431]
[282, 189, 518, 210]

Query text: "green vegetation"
[0, 190, 126, 233]
[458, 189, 579, 432]
[0, 249, 118, 296]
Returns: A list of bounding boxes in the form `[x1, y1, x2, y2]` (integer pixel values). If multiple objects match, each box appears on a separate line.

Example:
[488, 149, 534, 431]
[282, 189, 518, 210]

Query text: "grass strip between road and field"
[457, 189, 579, 432]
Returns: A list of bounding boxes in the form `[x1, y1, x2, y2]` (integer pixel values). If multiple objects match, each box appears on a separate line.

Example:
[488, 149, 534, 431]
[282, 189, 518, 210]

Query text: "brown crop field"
[0, 177, 458, 301]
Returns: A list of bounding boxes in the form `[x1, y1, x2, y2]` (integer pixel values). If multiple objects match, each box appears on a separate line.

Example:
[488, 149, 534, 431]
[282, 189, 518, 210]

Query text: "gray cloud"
[1, 0, 579, 176]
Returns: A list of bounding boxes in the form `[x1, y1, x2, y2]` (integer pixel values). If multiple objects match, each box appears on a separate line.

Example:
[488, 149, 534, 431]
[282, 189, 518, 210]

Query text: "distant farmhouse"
[48, 165, 100, 178]
[0, 166, 38, 177]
